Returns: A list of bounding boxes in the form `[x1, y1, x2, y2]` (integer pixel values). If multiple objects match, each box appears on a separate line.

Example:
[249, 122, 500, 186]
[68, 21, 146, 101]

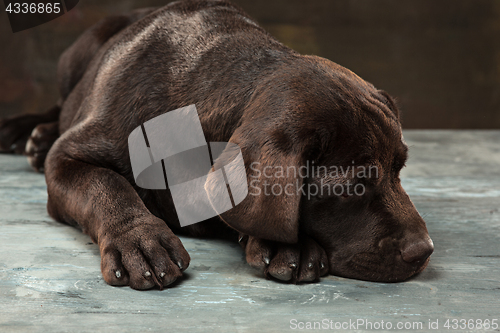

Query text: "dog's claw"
[177, 260, 183, 270]
[163, 276, 177, 286]
[115, 270, 121, 279]
[144, 271, 151, 277]
[245, 235, 328, 284]
[159, 272, 166, 278]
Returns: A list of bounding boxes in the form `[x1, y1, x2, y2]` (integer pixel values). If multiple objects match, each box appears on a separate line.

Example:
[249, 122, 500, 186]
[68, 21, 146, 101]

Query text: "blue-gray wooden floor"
[1, 130, 499, 332]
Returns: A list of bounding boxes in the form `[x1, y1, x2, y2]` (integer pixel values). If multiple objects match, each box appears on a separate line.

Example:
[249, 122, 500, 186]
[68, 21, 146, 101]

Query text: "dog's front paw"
[242, 234, 329, 283]
[99, 217, 190, 290]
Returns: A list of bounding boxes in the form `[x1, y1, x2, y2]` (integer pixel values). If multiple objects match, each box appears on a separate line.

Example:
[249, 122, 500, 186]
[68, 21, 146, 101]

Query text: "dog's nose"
[401, 237, 434, 264]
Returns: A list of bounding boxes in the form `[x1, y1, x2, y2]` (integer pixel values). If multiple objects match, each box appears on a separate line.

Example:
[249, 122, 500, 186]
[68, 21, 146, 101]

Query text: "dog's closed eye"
[393, 160, 406, 173]
[393, 146, 409, 173]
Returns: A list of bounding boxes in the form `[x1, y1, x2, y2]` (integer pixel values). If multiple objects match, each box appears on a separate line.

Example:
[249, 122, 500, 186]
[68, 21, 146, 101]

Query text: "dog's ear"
[205, 123, 308, 244]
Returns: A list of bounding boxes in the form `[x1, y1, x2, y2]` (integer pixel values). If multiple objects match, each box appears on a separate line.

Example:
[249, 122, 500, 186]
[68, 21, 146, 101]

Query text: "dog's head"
[215, 55, 433, 282]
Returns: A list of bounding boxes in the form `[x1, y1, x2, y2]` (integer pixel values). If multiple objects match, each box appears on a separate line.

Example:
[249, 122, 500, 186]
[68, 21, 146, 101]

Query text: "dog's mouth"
[327, 251, 431, 283]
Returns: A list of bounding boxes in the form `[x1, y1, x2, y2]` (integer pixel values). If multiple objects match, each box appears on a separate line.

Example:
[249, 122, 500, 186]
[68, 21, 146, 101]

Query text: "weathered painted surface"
[0, 130, 499, 332]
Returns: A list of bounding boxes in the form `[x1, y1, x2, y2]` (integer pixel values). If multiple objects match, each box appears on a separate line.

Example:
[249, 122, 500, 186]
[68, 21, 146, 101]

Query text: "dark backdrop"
[1, 0, 499, 128]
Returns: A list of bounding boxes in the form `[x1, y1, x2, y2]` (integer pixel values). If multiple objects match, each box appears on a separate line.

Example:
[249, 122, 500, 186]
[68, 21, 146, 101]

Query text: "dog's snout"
[401, 236, 434, 264]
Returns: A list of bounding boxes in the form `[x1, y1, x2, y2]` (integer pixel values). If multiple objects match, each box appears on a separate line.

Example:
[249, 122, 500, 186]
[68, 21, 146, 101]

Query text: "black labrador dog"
[0, 0, 433, 289]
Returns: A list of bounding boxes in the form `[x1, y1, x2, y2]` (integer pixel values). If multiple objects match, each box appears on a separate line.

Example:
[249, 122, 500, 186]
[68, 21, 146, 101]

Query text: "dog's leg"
[45, 141, 190, 290]
[0, 105, 60, 155]
[242, 234, 329, 283]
